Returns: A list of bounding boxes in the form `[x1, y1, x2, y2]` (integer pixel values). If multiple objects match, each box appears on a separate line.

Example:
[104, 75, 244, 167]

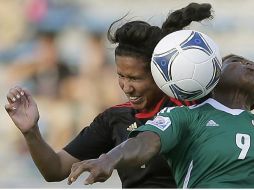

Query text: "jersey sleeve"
[129, 106, 191, 154]
[63, 110, 114, 160]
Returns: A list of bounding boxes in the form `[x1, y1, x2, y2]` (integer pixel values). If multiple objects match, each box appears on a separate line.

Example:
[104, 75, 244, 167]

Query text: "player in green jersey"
[4, 3, 214, 188]
[65, 54, 254, 188]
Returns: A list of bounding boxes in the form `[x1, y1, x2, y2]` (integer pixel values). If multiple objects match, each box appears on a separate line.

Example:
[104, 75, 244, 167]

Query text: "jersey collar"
[135, 96, 167, 119]
[199, 98, 245, 115]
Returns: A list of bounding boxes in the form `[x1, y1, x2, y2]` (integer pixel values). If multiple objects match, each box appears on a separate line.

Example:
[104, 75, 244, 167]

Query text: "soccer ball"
[151, 30, 222, 101]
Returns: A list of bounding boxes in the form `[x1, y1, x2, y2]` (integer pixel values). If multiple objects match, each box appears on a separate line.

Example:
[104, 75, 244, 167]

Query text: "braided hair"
[108, 3, 212, 69]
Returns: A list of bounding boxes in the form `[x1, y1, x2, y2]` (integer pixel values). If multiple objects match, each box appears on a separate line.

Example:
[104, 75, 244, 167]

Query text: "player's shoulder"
[158, 99, 210, 116]
[189, 98, 219, 111]
[92, 102, 134, 125]
[105, 102, 133, 114]
[157, 105, 190, 117]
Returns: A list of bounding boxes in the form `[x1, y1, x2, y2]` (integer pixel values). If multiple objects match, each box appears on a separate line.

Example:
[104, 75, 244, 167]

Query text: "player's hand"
[68, 154, 114, 185]
[5, 86, 39, 134]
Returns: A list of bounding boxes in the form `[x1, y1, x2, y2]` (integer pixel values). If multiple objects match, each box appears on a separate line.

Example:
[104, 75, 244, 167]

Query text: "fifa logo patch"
[146, 116, 171, 131]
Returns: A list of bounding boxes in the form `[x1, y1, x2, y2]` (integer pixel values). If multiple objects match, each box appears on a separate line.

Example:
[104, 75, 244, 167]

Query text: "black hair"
[222, 54, 236, 62]
[107, 3, 213, 68]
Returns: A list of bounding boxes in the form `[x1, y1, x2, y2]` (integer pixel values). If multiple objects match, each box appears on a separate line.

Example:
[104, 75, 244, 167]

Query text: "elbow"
[44, 177, 55, 182]
[43, 175, 64, 182]
[44, 176, 57, 182]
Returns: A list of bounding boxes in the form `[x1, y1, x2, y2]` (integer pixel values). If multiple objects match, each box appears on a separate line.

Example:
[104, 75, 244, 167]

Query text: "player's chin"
[130, 100, 146, 111]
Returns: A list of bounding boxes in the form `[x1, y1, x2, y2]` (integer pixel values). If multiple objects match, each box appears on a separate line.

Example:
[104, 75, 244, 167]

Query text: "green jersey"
[130, 98, 254, 188]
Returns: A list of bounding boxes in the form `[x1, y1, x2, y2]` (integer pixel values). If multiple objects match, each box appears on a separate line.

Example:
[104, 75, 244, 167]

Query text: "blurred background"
[0, 0, 254, 188]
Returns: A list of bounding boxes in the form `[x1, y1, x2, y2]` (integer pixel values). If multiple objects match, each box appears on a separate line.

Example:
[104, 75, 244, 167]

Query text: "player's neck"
[213, 90, 251, 111]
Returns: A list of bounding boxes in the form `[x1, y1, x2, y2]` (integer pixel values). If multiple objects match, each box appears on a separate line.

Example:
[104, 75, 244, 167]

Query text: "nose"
[121, 79, 134, 94]
[243, 58, 254, 65]
[248, 60, 254, 65]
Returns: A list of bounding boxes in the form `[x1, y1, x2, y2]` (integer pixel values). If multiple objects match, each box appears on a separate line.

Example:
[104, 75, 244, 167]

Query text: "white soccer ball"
[151, 30, 222, 101]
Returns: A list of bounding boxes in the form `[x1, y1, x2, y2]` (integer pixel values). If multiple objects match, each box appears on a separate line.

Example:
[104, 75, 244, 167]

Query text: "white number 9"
[236, 133, 250, 160]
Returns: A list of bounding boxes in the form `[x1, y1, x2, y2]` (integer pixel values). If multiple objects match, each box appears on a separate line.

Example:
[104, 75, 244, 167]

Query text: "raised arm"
[68, 131, 161, 185]
[5, 86, 79, 181]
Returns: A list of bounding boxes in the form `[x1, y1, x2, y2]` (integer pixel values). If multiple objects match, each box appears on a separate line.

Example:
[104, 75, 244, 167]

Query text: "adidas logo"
[127, 122, 138, 131]
[206, 120, 219, 127]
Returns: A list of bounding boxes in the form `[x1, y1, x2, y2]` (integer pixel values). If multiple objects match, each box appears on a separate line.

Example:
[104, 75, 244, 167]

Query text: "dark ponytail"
[108, 3, 213, 67]
[162, 3, 212, 35]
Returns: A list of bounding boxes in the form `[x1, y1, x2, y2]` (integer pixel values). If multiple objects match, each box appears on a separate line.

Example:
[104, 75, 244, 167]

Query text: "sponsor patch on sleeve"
[146, 116, 171, 131]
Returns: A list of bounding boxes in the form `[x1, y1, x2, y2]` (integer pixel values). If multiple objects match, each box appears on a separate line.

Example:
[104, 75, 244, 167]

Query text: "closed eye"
[229, 58, 248, 66]
[231, 59, 239, 62]
[118, 74, 124, 79]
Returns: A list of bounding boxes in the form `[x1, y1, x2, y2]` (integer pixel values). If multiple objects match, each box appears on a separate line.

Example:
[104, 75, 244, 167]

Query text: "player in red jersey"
[5, 3, 212, 188]
[67, 54, 254, 188]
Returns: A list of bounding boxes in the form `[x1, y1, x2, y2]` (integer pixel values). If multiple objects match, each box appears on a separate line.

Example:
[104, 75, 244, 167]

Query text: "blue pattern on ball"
[152, 49, 178, 81]
[181, 31, 213, 55]
[170, 84, 203, 100]
[206, 57, 221, 90]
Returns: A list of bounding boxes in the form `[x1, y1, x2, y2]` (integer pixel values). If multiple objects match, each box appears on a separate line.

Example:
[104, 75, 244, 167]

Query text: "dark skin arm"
[68, 131, 161, 185]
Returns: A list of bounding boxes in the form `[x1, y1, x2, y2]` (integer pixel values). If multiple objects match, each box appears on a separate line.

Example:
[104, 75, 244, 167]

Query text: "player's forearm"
[23, 125, 66, 181]
[106, 131, 161, 169]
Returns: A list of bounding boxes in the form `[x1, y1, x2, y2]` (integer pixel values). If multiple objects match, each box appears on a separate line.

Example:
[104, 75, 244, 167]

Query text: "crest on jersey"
[146, 116, 171, 131]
